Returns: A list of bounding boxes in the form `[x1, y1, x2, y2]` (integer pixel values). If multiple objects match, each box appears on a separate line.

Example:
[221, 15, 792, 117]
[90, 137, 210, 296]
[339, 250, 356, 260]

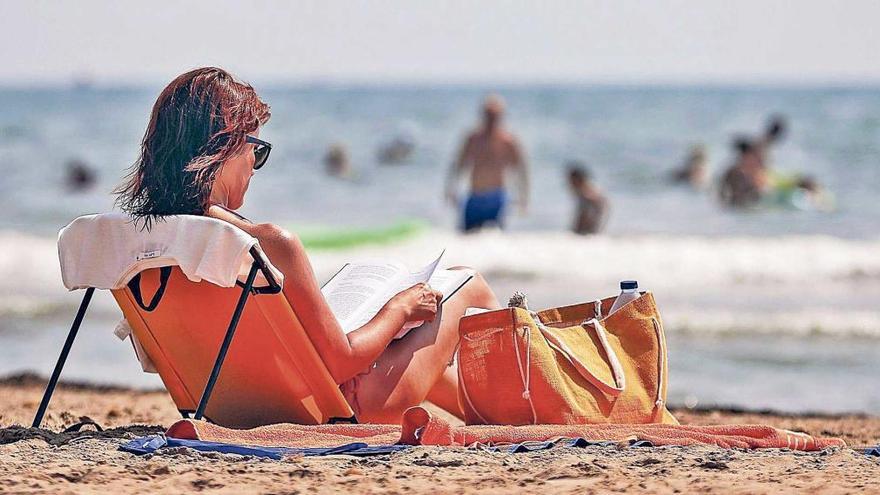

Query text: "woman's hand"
[388, 283, 443, 323]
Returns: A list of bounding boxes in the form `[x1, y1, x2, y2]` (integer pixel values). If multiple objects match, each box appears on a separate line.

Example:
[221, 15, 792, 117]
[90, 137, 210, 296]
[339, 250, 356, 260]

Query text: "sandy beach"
[3, 2, 880, 493]
[1, 374, 877, 494]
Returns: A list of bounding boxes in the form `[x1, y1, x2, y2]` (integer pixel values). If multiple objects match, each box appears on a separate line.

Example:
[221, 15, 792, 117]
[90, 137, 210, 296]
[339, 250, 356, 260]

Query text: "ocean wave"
[0, 231, 64, 296]
[303, 229, 880, 287]
[661, 308, 880, 338]
[3, 228, 879, 337]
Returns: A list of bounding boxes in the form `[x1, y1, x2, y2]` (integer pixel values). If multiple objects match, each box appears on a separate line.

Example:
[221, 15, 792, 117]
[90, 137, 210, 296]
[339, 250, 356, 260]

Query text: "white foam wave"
[0, 231, 64, 298]
[0, 231, 119, 318]
[305, 229, 880, 288]
[3, 229, 880, 336]
[662, 308, 880, 338]
[302, 229, 880, 337]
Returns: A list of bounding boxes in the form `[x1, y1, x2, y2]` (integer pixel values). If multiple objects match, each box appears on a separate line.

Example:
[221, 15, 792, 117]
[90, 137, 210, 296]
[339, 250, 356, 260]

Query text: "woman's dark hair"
[115, 67, 270, 227]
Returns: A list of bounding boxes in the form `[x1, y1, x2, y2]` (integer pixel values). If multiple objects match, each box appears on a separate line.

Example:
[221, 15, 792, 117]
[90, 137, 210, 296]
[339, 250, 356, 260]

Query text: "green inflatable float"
[292, 219, 428, 250]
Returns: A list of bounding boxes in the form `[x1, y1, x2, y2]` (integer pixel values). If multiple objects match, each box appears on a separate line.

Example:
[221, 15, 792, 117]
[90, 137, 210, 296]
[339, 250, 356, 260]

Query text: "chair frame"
[31, 246, 282, 428]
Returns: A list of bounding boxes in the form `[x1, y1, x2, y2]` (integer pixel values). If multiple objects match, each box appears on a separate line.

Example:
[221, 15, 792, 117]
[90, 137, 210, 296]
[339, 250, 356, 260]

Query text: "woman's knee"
[447, 267, 497, 308]
[447, 265, 488, 288]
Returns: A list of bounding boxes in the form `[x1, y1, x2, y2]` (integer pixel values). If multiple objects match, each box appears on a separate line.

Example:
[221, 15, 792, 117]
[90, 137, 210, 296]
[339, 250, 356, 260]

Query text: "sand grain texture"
[1, 375, 878, 494]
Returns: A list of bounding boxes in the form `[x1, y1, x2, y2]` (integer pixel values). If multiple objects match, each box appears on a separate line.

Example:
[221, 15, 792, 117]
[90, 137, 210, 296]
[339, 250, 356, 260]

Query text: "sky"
[2, 0, 879, 86]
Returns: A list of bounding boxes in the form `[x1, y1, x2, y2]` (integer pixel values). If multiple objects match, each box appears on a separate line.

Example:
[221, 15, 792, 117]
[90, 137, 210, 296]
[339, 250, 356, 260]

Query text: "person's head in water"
[733, 136, 758, 160]
[482, 94, 505, 131]
[673, 144, 708, 187]
[65, 158, 96, 192]
[324, 143, 352, 178]
[690, 144, 707, 162]
[733, 136, 753, 155]
[797, 175, 820, 193]
[764, 114, 787, 143]
[732, 136, 763, 171]
[567, 161, 592, 190]
[115, 67, 270, 227]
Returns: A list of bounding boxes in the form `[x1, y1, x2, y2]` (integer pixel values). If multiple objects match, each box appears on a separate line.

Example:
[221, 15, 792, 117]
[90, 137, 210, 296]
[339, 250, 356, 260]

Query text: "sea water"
[1, 85, 878, 413]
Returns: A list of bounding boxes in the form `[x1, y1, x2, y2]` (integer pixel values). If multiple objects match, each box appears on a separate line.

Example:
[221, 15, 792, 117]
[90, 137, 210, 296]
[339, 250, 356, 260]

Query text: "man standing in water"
[446, 95, 529, 232]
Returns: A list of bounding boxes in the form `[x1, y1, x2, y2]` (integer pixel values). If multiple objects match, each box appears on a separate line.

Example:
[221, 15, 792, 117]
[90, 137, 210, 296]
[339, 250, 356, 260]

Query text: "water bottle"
[609, 280, 639, 315]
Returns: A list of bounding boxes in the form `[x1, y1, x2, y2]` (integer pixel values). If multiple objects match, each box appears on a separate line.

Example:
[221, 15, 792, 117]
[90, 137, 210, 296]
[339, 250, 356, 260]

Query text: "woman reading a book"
[115, 67, 501, 423]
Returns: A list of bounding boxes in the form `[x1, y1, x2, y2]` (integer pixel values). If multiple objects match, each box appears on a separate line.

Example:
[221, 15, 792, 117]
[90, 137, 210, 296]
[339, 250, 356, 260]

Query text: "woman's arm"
[206, 206, 438, 382]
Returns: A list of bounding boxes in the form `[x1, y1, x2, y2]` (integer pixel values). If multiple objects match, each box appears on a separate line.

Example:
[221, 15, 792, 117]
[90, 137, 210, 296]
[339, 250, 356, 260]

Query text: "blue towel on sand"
[120, 435, 410, 460]
[121, 434, 656, 459]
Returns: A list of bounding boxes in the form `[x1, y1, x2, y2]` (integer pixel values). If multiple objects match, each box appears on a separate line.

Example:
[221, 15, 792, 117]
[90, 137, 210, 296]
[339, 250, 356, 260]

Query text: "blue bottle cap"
[620, 280, 638, 290]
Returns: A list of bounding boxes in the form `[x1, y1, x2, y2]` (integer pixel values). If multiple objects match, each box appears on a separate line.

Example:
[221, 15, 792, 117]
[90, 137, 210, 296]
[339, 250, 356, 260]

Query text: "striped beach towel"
[165, 406, 845, 452]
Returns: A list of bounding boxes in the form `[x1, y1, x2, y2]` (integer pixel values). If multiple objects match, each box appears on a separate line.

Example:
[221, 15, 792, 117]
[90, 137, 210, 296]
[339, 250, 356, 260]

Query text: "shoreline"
[2, 375, 879, 493]
[3, 372, 877, 422]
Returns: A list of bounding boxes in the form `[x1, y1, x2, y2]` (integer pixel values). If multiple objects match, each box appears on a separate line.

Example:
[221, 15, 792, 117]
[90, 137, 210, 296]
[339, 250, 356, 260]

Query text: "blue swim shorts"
[462, 188, 507, 231]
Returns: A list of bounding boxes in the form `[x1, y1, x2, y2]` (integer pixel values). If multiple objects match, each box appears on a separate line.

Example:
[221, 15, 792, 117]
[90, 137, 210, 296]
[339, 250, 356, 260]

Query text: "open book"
[321, 250, 473, 338]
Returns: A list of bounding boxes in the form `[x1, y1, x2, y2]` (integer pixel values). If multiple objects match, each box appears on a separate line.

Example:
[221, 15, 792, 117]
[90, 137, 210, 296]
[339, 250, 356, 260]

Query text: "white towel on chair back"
[58, 212, 283, 291]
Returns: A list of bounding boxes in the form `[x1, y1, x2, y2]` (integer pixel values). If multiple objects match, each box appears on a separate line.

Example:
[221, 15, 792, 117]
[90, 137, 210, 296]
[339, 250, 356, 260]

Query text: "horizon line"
[3, 76, 880, 92]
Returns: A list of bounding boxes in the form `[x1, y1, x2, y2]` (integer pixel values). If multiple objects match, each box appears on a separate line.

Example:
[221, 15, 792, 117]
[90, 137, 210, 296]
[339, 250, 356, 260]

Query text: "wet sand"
[1, 373, 878, 494]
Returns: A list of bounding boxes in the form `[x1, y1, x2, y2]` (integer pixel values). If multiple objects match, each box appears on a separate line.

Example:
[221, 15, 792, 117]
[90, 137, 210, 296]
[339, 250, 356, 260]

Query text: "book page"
[322, 261, 405, 332]
[389, 249, 445, 295]
[427, 268, 474, 302]
[321, 251, 453, 336]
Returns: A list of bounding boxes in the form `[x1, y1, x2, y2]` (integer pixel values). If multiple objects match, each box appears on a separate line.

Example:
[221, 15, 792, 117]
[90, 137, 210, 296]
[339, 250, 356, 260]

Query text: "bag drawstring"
[512, 325, 538, 424]
[508, 293, 539, 424]
[514, 326, 532, 401]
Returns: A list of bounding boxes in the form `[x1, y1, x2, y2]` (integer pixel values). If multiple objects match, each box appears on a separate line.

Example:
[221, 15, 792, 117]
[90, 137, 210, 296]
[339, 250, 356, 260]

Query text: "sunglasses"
[246, 135, 272, 170]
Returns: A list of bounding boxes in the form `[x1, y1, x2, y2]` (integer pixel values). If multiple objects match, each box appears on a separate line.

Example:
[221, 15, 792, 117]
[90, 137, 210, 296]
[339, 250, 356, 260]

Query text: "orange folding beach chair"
[33, 213, 355, 429]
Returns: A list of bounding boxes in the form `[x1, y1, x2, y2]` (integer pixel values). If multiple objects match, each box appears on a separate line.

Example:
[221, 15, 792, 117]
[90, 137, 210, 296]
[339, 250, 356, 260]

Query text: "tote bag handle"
[533, 316, 626, 397]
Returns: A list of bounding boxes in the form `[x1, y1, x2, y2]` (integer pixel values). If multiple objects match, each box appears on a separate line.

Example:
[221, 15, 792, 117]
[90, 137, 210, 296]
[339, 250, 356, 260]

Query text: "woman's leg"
[352, 268, 500, 423]
[424, 363, 464, 419]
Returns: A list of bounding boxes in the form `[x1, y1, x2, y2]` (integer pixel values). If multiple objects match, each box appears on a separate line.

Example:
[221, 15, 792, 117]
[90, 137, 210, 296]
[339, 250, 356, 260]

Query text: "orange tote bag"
[457, 292, 677, 425]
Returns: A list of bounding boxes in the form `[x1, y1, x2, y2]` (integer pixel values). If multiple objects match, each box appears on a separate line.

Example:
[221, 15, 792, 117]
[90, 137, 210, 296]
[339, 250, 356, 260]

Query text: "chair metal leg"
[32, 287, 95, 428]
[194, 262, 259, 420]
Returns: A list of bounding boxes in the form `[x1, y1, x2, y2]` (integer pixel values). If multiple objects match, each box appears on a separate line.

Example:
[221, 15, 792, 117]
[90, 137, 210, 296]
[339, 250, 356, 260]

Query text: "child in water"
[671, 144, 708, 189]
[567, 162, 609, 235]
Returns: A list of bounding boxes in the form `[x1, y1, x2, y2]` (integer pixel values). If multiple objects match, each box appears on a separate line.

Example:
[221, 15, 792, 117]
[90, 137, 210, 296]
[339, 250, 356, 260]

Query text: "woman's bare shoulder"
[206, 206, 298, 242]
[248, 223, 308, 260]
[251, 222, 297, 242]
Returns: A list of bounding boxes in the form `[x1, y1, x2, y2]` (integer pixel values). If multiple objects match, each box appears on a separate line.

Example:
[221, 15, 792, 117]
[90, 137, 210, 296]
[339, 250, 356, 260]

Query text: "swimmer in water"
[567, 162, 609, 235]
[377, 135, 415, 165]
[719, 137, 768, 208]
[323, 143, 353, 179]
[671, 144, 709, 189]
[65, 158, 96, 192]
[756, 114, 787, 168]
